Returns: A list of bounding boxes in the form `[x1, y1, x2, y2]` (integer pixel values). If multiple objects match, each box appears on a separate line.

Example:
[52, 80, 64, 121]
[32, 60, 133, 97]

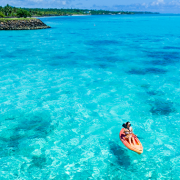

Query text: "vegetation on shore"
[0, 4, 159, 18]
[0, 5, 31, 18]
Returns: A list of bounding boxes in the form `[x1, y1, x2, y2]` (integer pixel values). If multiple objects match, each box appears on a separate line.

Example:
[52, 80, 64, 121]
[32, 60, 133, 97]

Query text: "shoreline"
[0, 13, 162, 20]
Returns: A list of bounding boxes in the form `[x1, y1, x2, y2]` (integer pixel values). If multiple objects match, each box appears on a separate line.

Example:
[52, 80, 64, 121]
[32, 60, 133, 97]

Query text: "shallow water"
[1, 14, 180, 179]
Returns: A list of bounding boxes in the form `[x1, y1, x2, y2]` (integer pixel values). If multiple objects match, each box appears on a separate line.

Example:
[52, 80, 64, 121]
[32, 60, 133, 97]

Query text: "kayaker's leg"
[132, 137, 136, 145]
[128, 137, 132, 145]
[125, 135, 132, 145]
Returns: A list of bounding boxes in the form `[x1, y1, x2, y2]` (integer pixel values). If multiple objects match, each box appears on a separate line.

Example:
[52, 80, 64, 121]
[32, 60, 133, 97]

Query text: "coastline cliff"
[0, 18, 51, 30]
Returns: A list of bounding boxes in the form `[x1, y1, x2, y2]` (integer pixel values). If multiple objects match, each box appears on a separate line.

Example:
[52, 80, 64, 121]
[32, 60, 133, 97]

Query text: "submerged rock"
[0, 18, 51, 30]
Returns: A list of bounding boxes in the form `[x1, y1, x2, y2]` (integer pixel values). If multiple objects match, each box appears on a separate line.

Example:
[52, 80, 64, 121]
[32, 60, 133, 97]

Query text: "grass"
[0, 18, 37, 22]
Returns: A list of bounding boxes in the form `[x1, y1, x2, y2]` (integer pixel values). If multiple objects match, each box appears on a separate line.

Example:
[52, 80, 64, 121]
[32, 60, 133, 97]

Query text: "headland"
[0, 18, 51, 30]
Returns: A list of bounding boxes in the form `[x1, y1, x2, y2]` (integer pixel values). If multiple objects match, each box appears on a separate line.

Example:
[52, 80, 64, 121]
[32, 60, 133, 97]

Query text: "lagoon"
[0, 14, 180, 179]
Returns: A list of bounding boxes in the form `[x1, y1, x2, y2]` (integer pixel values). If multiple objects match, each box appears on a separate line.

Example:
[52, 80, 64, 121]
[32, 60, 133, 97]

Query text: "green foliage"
[0, 11, 5, 17]
[17, 9, 31, 18]
[3, 4, 13, 16]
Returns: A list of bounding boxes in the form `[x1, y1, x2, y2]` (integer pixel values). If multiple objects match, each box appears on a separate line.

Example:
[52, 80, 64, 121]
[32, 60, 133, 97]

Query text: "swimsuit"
[125, 128, 132, 135]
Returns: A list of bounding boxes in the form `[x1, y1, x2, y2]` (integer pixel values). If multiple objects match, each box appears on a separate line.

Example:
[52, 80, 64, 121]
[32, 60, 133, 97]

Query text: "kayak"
[119, 128, 143, 154]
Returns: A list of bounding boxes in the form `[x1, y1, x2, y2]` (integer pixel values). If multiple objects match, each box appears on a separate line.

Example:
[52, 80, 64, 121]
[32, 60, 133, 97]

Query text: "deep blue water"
[1, 14, 180, 179]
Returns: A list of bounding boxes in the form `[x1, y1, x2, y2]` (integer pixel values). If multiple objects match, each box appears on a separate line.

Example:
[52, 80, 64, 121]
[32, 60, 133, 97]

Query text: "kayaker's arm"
[131, 127, 137, 137]
[129, 127, 133, 133]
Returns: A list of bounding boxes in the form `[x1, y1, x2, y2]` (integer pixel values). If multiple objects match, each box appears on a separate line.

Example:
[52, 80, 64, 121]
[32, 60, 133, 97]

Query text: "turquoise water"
[1, 14, 180, 179]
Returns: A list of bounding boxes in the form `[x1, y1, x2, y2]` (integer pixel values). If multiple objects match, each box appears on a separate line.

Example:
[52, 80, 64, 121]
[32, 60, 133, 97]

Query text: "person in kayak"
[123, 122, 135, 145]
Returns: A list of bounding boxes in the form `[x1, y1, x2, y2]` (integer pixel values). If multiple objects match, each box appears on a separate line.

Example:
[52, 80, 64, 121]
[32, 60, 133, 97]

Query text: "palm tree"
[4, 4, 13, 16]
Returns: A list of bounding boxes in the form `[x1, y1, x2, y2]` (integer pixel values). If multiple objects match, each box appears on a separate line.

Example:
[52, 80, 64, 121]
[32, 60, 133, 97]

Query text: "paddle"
[137, 136, 143, 139]
[135, 135, 143, 139]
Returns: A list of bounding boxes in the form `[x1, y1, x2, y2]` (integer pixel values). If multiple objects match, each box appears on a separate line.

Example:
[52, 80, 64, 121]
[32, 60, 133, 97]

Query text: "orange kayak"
[119, 128, 143, 154]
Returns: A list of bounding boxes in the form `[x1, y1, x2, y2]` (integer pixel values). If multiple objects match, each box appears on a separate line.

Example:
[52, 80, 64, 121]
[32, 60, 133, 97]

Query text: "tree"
[17, 9, 31, 18]
[4, 4, 12, 16]
[0, 11, 5, 17]
[13, 7, 17, 13]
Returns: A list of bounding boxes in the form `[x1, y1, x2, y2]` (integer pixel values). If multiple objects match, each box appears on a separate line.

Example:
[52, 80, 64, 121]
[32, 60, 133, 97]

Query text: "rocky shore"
[0, 18, 51, 30]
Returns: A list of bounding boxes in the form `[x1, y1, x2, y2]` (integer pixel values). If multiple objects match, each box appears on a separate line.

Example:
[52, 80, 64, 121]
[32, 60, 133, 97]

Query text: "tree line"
[0, 4, 158, 18]
[0, 5, 31, 17]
